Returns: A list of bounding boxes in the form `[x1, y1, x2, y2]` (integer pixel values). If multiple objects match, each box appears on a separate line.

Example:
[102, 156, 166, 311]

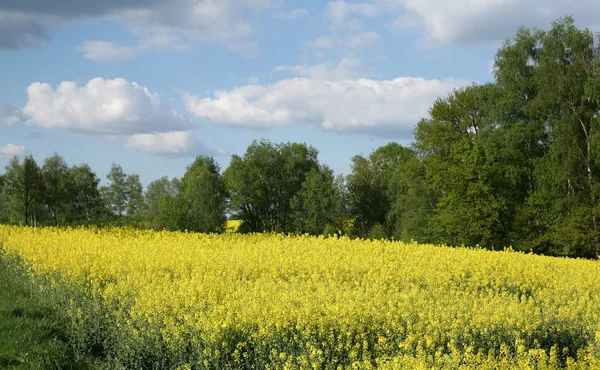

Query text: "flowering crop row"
[0, 225, 599, 369]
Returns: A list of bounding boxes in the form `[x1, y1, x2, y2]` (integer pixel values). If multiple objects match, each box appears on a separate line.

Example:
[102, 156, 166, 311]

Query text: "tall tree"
[347, 143, 413, 237]
[4, 155, 43, 226]
[42, 153, 71, 226]
[144, 176, 181, 230]
[125, 173, 144, 224]
[103, 163, 128, 218]
[290, 165, 344, 235]
[494, 16, 600, 257]
[0, 173, 10, 224]
[70, 164, 104, 225]
[412, 84, 514, 249]
[179, 156, 227, 233]
[224, 140, 319, 233]
[387, 153, 437, 243]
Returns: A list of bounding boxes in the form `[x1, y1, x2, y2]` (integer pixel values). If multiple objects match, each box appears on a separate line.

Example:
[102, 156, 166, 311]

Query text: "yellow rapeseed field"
[0, 225, 599, 369]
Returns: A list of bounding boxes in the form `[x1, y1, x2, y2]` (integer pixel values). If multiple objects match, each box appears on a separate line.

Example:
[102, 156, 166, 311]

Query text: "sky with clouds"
[1, 0, 599, 185]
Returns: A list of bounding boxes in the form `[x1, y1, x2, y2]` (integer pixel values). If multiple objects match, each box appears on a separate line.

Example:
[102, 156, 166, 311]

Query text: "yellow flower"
[1, 225, 599, 369]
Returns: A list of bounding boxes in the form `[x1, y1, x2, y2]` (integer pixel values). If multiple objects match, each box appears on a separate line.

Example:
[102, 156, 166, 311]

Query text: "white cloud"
[273, 8, 309, 20]
[23, 77, 193, 135]
[125, 130, 209, 157]
[79, 41, 136, 62]
[0, 143, 25, 157]
[385, 0, 600, 45]
[0, 100, 25, 125]
[276, 56, 370, 81]
[0, 0, 274, 52]
[183, 75, 466, 137]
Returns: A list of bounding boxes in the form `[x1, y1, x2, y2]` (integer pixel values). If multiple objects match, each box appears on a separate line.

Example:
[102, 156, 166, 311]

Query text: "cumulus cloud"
[385, 0, 600, 44]
[0, 100, 25, 125]
[125, 130, 209, 157]
[183, 75, 465, 137]
[0, 0, 273, 52]
[0, 143, 26, 157]
[23, 77, 193, 135]
[273, 8, 309, 20]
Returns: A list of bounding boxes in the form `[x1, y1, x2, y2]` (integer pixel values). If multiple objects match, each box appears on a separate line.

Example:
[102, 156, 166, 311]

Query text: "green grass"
[0, 253, 100, 369]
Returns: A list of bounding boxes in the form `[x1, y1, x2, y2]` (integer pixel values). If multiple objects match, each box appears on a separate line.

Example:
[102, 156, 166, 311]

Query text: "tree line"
[1, 17, 599, 258]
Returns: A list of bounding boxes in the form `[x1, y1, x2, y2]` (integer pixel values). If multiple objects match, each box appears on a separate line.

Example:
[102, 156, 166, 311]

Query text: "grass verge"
[0, 251, 101, 369]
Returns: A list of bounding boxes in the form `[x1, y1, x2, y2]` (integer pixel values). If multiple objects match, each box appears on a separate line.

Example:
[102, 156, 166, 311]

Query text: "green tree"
[69, 164, 104, 225]
[41, 153, 71, 226]
[157, 188, 185, 231]
[0, 173, 10, 223]
[179, 156, 227, 233]
[347, 142, 413, 237]
[494, 16, 600, 257]
[4, 155, 44, 226]
[290, 165, 344, 235]
[102, 163, 128, 219]
[125, 173, 144, 224]
[145, 176, 181, 230]
[224, 140, 320, 233]
[385, 149, 436, 243]
[410, 84, 516, 248]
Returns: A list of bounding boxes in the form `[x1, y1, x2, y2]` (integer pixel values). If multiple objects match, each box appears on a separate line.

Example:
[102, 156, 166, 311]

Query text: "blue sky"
[1, 0, 598, 186]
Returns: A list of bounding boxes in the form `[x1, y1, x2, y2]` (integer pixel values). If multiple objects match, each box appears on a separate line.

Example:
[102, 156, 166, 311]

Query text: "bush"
[368, 223, 387, 240]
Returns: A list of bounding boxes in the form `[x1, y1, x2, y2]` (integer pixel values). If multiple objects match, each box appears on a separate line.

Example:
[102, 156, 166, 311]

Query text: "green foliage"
[41, 153, 71, 226]
[347, 143, 414, 237]
[367, 223, 386, 240]
[387, 155, 436, 243]
[144, 177, 181, 231]
[69, 164, 105, 226]
[101, 164, 148, 227]
[494, 16, 600, 257]
[102, 163, 128, 218]
[125, 174, 144, 225]
[384, 16, 600, 257]
[224, 140, 320, 233]
[3, 155, 44, 226]
[290, 166, 345, 235]
[0, 174, 10, 224]
[179, 156, 227, 233]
